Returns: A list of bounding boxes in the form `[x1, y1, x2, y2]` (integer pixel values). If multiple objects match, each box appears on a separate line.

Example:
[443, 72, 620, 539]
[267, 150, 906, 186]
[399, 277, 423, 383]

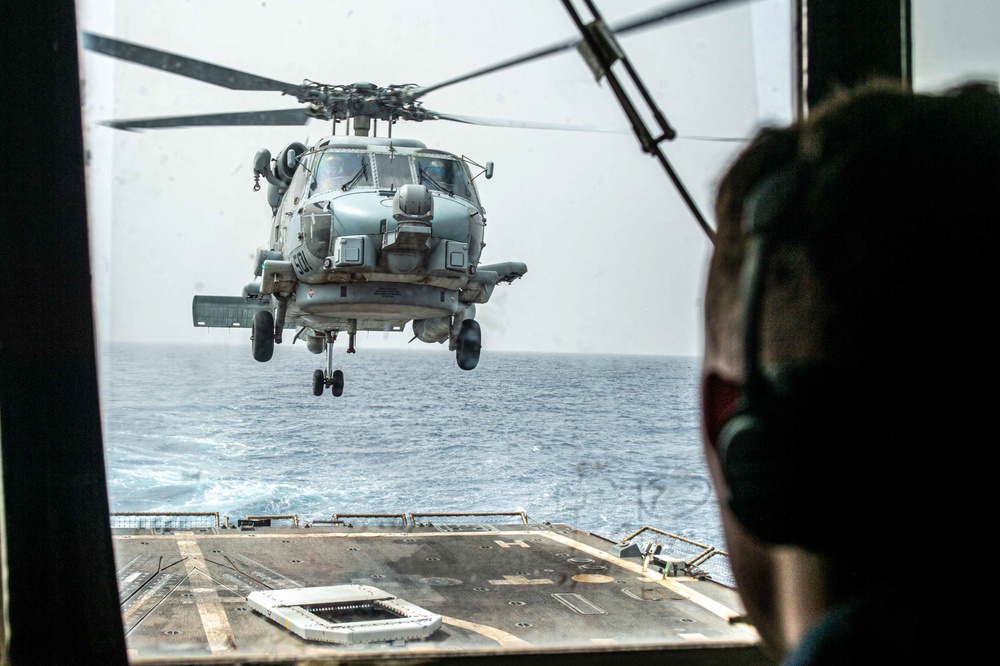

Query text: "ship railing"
[408, 510, 529, 525]
[329, 513, 408, 527]
[109, 511, 220, 529]
[323, 511, 529, 527]
[621, 525, 734, 588]
[244, 514, 299, 527]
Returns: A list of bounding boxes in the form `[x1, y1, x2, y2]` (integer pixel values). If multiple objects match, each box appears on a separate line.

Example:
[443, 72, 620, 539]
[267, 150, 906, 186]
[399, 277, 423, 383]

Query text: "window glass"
[374, 153, 413, 191]
[912, 0, 1000, 91]
[310, 150, 371, 194]
[77, 1, 798, 661]
[415, 155, 477, 204]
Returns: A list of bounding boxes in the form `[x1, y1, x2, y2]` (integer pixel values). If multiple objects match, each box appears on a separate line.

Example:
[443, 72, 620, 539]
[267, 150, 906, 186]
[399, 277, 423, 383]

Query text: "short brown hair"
[708, 80, 1000, 377]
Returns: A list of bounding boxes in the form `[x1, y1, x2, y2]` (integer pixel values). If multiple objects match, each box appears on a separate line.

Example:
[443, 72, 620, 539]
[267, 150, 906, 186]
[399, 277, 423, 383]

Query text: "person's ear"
[701, 372, 742, 454]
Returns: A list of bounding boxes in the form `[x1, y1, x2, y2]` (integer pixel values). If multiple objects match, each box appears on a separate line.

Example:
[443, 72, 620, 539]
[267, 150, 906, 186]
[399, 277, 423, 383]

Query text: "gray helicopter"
[225, 130, 523, 396]
[80, 35, 600, 396]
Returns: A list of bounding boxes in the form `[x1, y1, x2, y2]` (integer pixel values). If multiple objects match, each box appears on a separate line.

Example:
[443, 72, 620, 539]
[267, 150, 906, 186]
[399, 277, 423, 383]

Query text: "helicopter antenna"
[562, 0, 716, 244]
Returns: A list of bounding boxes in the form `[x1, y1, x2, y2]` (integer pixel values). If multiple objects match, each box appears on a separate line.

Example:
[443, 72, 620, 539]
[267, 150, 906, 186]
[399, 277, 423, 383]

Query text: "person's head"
[701, 79, 999, 654]
[426, 159, 446, 181]
[319, 153, 346, 178]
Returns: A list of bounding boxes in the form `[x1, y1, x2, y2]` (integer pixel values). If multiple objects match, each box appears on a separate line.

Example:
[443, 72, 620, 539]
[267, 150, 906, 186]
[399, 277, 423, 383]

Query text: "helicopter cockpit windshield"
[373, 153, 413, 192]
[416, 155, 477, 203]
[310, 150, 371, 194]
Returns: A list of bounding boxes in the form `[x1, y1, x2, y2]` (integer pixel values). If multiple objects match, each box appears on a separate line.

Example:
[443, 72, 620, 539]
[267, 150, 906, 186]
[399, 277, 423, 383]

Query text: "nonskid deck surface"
[112, 515, 765, 662]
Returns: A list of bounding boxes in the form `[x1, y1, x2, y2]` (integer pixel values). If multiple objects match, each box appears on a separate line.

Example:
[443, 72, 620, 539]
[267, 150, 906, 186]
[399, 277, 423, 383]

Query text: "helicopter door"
[273, 161, 309, 249]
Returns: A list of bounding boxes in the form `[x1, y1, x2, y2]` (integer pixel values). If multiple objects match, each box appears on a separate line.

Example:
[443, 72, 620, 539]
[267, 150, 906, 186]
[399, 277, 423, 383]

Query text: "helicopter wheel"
[251, 310, 275, 362]
[311, 369, 325, 396]
[331, 370, 344, 397]
[456, 319, 482, 371]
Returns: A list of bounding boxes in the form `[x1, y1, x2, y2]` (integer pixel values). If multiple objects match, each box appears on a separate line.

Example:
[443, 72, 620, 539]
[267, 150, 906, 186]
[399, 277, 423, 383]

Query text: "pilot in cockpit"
[425, 160, 447, 184]
[422, 159, 456, 194]
[313, 152, 349, 192]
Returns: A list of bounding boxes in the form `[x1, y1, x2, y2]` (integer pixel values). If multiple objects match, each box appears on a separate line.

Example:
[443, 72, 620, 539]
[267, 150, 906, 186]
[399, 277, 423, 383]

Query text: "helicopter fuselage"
[264, 137, 484, 331]
[188, 133, 528, 386]
[253, 135, 523, 338]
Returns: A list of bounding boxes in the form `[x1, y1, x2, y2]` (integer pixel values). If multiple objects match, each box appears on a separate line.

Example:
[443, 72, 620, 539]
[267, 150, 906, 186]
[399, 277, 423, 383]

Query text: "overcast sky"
[76, 0, 998, 357]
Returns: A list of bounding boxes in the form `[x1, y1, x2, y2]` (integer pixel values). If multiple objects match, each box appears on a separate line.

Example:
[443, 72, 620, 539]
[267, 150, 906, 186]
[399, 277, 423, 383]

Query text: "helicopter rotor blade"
[427, 111, 626, 133]
[434, 112, 746, 140]
[97, 109, 311, 132]
[81, 32, 305, 96]
[676, 134, 748, 142]
[411, 0, 745, 99]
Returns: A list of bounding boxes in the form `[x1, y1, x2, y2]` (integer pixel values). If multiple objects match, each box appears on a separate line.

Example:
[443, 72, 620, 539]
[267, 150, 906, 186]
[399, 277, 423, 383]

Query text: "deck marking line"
[121, 573, 174, 621]
[539, 531, 749, 625]
[440, 615, 532, 647]
[494, 539, 530, 548]
[488, 575, 553, 585]
[116, 554, 143, 576]
[232, 554, 303, 588]
[177, 539, 236, 653]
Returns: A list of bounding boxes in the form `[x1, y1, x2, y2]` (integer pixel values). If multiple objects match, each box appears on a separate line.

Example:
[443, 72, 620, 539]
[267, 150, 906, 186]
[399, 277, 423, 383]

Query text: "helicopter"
[82, 32, 545, 396]
[80, 0, 736, 397]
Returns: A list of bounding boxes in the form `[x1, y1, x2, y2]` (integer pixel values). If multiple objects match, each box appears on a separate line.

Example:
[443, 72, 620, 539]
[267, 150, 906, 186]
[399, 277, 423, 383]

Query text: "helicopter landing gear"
[331, 370, 345, 397]
[272, 295, 290, 344]
[456, 319, 481, 371]
[311, 332, 345, 397]
[251, 309, 274, 362]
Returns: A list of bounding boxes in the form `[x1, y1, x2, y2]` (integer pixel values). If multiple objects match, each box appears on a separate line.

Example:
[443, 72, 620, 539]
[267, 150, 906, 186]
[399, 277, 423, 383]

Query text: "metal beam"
[0, 1, 128, 663]
[798, 0, 912, 117]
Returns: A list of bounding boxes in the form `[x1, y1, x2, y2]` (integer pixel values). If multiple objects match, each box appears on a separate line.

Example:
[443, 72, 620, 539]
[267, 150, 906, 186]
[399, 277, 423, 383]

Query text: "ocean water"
[99, 342, 723, 548]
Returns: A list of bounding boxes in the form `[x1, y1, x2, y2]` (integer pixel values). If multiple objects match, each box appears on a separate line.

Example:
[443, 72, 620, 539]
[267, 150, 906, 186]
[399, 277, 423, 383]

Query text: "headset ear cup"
[717, 402, 803, 546]
[719, 394, 815, 544]
[717, 369, 856, 550]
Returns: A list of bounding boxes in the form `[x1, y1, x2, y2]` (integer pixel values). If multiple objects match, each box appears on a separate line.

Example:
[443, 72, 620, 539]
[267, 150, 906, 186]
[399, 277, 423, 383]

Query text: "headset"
[715, 164, 861, 551]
